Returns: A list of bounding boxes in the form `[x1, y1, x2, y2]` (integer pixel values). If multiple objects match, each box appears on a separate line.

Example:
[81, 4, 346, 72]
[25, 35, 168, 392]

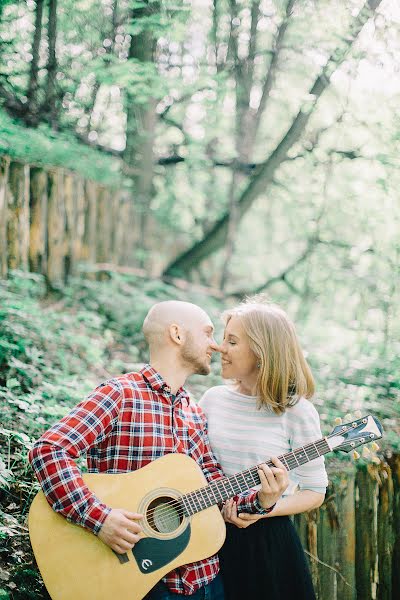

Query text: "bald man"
[29, 301, 282, 600]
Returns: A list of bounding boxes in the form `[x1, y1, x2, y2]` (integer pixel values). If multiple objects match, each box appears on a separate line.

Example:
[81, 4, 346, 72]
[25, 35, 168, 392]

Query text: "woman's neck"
[235, 378, 257, 397]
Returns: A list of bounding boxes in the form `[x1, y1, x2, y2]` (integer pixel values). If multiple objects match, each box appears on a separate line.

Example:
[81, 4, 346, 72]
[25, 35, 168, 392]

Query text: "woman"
[199, 298, 328, 600]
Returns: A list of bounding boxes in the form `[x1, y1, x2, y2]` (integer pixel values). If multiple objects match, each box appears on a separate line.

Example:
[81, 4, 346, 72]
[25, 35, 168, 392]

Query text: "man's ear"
[169, 324, 183, 345]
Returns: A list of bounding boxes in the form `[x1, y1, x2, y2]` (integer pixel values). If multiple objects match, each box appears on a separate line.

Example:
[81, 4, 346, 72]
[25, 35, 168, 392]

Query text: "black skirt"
[219, 516, 316, 600]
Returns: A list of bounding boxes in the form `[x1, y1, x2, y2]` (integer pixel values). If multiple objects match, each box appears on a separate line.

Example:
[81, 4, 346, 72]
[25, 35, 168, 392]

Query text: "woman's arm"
[223, 489, 325, 528]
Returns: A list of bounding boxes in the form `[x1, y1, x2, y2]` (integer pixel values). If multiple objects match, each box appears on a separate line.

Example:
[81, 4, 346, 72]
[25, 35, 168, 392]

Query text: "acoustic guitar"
[28, 414, 382, 600]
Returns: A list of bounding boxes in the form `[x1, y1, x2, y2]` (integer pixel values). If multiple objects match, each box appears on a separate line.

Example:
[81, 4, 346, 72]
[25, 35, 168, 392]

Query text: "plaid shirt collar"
[140, 363, 190, 406]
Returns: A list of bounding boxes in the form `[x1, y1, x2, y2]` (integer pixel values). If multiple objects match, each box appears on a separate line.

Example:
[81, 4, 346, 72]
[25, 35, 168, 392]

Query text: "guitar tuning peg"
[371, 442, 380, 452]
[352, 450, 360, 460]
[362, 446, 371, 458]
[354, 410, 362, 418]
[344, 413, 352, 422]
[334, 417, 342, 425]
[371, 455, 381, 465]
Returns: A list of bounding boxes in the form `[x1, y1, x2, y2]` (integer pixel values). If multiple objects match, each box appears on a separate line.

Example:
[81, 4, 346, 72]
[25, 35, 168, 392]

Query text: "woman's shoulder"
[286, 397, 321, 420]
[198, 385, 228, 407]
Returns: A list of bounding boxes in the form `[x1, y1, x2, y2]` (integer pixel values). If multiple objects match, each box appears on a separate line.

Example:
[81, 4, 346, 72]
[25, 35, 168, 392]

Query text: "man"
[29, 301, 288, 599]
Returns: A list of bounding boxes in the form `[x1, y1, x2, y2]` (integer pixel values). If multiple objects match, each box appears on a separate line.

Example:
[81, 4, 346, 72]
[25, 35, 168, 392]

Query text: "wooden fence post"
[388, 454, 400, 599]
[7, 161, 29, 271]
[29, 167, 48, 274]
[355, 463, 380, 600]
[74, 174, 85, 268]
[46, 168, 65, 288]
[0, 156, 9, 278]
[96, 185, 112, 266]
[335, 468, 356, 600]
[82, 180, 97, 270]
[377, 461, 394, 600]
[317, 480, 339, 600]
[110, 190, 121, 264]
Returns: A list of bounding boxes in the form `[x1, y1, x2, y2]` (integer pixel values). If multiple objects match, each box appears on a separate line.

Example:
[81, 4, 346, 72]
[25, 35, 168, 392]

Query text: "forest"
[0, 0, 399, 598]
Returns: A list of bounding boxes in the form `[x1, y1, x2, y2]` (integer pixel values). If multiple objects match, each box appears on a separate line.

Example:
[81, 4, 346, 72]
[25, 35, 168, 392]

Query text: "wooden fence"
[294, 456, 400, 600]
[0, 155, 137, 286]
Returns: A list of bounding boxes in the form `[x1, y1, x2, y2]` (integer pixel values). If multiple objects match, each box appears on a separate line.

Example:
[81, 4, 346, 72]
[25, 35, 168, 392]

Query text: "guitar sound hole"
[146, 496, 183, 534]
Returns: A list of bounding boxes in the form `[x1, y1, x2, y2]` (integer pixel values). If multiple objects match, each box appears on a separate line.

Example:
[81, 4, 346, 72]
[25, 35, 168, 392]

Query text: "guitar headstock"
[327, 415, 383, 454]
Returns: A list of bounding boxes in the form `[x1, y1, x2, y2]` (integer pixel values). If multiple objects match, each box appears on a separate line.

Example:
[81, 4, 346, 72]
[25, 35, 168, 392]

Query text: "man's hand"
[257, 456, 289, 509]
[98, 508, 143, 554]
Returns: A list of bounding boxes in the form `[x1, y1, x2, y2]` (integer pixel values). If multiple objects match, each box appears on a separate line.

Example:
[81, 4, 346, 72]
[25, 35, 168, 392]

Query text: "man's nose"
[210, 339, 222, 352]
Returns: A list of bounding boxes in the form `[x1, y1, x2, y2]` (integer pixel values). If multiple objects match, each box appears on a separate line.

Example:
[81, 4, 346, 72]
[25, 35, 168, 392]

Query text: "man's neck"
[149, 357, 190, 395]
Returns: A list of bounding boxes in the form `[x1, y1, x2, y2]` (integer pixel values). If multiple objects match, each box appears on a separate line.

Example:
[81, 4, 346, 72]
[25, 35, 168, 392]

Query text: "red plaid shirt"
[29, 365, 262, 595]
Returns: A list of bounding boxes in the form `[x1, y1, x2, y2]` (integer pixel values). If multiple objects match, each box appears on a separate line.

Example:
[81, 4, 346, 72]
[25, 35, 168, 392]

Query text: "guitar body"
[29, 453, 226, 600]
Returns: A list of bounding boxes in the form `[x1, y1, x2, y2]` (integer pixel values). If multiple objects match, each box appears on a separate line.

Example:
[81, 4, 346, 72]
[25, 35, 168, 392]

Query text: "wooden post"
[64, 172, 75, 280]
[73, 174, 85, 268]
[388, 454, 400, 599]
[317, 481, 339, 600]
[7, 161, 29, 271]
[110, 190, 121, 264]
[118, 193, 133, 266]
[96, 185, 112, 265]
[46, 168, 65, 288]
[335, 468, 356, 600]
[355, 463, 379, 600]
[377, 461, 393, 600]
[82, 180, 97, 268]
[29, 167, 48, 274]
[306, 509, 321, 598]
[0, 156, 9, 278]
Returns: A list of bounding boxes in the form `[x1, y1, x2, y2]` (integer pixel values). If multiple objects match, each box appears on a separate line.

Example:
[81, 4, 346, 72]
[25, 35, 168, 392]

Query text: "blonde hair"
[222, 296, 315, 414]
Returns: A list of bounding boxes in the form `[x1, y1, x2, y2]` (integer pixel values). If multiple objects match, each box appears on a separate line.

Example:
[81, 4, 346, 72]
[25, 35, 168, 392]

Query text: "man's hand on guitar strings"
[98, 508, 143, 554]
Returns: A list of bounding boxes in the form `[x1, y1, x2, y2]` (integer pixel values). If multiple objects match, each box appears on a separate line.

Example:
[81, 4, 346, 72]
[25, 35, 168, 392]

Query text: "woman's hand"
[222, 498, 265, 529]
[257, 456, 289, 509]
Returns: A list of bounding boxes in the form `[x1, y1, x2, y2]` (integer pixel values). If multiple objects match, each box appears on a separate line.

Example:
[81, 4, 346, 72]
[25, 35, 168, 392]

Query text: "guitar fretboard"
[181, 437, 331, 517]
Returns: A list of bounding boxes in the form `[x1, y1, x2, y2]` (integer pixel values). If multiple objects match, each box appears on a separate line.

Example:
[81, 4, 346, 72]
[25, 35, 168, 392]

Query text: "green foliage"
[0, 111, 121, 186]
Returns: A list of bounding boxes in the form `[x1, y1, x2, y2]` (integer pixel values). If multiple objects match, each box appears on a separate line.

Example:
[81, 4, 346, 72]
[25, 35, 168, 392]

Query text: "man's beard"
[181, 334, 210, 376]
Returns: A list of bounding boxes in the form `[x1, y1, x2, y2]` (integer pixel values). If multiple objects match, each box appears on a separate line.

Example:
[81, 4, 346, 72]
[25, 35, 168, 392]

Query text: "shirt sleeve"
[28, 380, 122, 534]
[287, 400, 329, 492]
[198, 410, 267, 514]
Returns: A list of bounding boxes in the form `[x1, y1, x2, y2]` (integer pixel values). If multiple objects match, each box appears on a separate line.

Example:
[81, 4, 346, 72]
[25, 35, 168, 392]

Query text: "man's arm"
[29, 380, 122, 534]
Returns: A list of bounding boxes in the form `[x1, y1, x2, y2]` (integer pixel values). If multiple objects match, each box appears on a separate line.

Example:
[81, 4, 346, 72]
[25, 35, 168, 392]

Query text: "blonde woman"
[199, 298, 328, 600]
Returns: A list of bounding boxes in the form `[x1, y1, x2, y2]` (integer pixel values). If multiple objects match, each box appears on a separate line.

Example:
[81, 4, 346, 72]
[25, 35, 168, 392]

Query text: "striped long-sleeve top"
[199, 385, 328, 495]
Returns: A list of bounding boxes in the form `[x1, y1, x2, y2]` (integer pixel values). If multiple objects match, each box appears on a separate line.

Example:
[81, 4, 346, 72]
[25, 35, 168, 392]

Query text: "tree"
[163, 0, 383, 278]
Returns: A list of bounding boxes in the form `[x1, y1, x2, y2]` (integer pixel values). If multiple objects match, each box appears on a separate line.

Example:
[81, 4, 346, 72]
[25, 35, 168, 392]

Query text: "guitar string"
[142, 434, 363, 525]
[143, 436, 364, 525]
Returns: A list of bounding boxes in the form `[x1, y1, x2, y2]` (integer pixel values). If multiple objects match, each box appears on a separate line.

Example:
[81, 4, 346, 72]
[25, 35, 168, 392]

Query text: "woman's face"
[220, 315, 259, 381]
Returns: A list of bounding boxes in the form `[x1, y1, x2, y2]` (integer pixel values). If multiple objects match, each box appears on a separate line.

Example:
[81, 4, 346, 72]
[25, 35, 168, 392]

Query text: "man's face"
[181, 317, 219, 375]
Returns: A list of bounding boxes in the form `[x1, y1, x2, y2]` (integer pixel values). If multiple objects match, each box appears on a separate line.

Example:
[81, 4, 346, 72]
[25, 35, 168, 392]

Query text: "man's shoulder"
[92, 370, 147, 395]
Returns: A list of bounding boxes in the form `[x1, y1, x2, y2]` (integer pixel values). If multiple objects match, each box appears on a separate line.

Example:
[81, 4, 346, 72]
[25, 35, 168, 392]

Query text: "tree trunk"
[43, 0, 58, 128]
[163, 0, 383, 278]
[124, 1, 157, 269]
[26, 0, 44, 126]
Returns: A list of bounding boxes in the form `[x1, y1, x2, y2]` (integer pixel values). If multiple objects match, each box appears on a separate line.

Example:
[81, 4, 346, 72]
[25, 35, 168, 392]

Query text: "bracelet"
[254, 494, 276, 515]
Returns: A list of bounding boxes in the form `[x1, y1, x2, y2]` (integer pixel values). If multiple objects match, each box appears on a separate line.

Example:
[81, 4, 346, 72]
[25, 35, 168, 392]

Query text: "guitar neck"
[181, 437, 331, 516]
